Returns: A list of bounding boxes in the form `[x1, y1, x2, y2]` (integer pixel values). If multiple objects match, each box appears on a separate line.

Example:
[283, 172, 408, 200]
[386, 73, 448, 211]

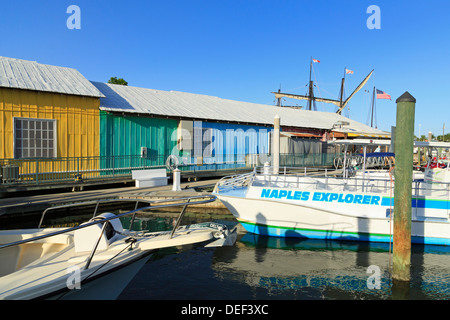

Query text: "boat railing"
[214, 170, 257, 191]
[0, 195, 217, 270]
[254, 166, 340, 176]
[333, 154, 394, 170]
[251, 166, 450, 197]
[213, 165, 450, 200]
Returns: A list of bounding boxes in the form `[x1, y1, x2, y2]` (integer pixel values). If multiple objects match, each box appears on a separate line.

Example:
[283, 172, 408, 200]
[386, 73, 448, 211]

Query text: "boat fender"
[89, 212, 124, 238]
[74, 212, 124, 253]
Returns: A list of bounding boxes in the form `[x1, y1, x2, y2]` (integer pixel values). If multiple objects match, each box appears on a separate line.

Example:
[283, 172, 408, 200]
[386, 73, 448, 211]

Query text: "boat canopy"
[356, 152, 395, 158]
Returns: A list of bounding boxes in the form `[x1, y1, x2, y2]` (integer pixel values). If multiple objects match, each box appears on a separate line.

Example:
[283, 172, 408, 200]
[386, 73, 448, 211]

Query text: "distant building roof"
[0, 56, 104, 98]
[92, 81, 389, 137]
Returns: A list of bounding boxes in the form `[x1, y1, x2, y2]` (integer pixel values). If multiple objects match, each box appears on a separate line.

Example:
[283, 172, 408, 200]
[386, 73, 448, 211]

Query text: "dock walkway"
[0, 179, 225, 217]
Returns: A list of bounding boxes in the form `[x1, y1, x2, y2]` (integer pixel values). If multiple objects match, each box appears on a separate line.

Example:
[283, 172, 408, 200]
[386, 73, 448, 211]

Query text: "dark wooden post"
[393, 91, 416, 282]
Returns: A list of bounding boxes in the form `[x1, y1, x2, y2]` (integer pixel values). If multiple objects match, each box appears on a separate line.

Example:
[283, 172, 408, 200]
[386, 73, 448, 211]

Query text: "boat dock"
[0, 178, 226, 218]
[0, 167, 253, 197]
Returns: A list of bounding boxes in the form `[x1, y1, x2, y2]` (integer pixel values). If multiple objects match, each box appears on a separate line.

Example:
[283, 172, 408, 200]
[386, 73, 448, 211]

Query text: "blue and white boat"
[213, 142, 450, 246]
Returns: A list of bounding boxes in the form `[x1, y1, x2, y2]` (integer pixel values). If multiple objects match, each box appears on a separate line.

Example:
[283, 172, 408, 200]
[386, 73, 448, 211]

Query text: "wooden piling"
[393, 92, 416, 282]
[273, 115, 280, 174]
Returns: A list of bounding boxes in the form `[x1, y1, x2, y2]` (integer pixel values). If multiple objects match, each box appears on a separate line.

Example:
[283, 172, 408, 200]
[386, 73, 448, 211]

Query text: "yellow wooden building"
[0, 57, 104, 181]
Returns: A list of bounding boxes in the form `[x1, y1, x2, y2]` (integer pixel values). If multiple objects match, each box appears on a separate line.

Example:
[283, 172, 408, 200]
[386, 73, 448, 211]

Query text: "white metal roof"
[91, 81, 389, 135]
[0, 57, 104, 98]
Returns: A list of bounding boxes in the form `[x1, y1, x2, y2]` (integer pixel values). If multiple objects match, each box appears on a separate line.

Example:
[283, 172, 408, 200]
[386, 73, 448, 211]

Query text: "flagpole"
[309, 57, 312, 83]
[371, 86, 376, 128]
[309, 57, 313, 110]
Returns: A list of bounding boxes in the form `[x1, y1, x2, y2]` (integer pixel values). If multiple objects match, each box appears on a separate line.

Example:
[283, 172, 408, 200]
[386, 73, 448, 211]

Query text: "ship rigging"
[272, 57, 374, 115]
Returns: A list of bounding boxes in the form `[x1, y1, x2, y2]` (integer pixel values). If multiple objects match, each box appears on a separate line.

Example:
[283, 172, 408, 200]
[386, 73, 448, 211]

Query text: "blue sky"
[1, 0, 449, 136]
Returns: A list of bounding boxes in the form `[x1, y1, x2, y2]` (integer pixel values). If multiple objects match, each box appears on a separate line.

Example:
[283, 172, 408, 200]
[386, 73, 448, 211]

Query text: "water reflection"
[212, 233, 450, 300]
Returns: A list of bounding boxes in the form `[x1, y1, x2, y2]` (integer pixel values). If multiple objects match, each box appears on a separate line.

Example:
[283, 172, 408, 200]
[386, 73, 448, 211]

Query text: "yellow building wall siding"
[0, 88, 100, 159]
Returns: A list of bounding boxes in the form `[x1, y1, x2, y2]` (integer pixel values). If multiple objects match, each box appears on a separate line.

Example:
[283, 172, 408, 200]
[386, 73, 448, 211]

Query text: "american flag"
[376, 89, 391, 100]
[346, 69, 354, 74]
[312, 59, 320, 63]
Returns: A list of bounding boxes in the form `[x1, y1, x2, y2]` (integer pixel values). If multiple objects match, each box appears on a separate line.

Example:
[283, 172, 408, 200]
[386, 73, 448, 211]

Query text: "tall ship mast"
[273, 57, 374, 115]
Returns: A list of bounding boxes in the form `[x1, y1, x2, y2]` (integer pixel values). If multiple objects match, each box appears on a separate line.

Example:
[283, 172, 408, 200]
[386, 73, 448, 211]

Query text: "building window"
[14, 118, 56, 158]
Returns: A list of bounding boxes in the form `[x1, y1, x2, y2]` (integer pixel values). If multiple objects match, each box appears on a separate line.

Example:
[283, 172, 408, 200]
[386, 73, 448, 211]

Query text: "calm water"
[116, 211, 450, 301]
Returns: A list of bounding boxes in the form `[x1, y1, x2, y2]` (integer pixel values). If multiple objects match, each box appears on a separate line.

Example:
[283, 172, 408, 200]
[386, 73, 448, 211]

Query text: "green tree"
[108, 77, 128, 86]
[436, 133, 450, 142]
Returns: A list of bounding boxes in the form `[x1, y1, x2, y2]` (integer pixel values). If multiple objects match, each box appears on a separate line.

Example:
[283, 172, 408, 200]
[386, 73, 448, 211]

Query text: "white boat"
[0, 196, 237, 300]
[213, 152, 450, 246]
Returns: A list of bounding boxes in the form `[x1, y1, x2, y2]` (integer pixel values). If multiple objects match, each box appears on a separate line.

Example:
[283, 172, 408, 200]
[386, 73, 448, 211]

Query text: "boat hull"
[47, 252, 154, 300]
[216, 186, 450, 246]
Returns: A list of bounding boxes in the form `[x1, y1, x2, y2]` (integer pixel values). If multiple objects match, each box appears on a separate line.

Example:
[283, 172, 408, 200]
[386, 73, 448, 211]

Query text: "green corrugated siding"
[100, 111, 177, 168]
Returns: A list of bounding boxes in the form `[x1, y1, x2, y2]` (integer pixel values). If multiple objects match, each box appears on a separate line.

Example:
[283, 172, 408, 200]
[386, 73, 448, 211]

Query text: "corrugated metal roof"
[0, 57, 104, 98]
[281, 132, 324, 138]
[91, 81, 388, 135]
